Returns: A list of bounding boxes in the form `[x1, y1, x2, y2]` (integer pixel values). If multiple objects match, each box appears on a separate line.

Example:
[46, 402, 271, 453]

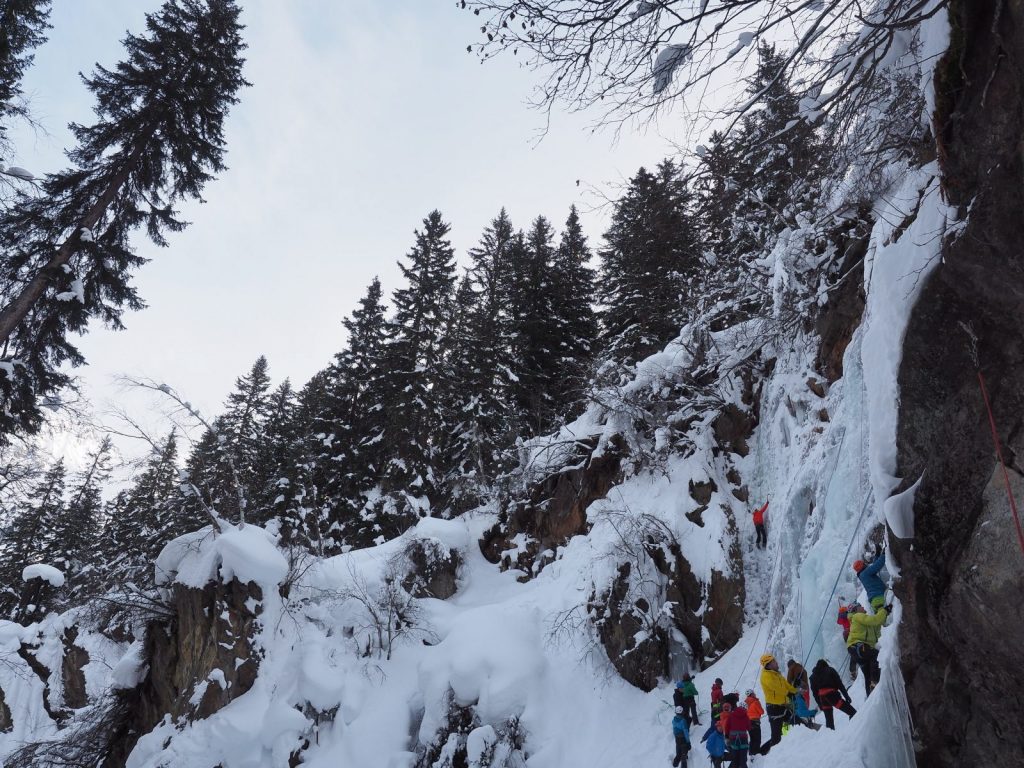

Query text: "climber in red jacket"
[752, 501, 769, 549]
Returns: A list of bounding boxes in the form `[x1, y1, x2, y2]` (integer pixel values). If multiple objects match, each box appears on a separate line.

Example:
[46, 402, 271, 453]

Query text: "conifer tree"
[599, 160, 700, 364]
[441, 211, 521, 506]
[296, 278, 393, 550]
[103, 432, 188, 587]
[251, 379, 298, 516]
[510, 215, 562, 435]
[0, 0, 247, 440]
[381, 211, 457, 512]
[187, 356, 272, 522]
[42, 438, 112, 598]
[0, 458, 65, 616]
[731, 43, 822, 255]
[277, 370, 331, 552]
[550, 205, 598, 419]
[0, 0, 51, 151]
[695, 130, 742, 258]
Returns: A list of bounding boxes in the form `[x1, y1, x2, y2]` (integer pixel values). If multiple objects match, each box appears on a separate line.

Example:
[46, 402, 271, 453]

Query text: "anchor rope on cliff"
[799, 491, 872, 676]
[961, 321, 1024, 559]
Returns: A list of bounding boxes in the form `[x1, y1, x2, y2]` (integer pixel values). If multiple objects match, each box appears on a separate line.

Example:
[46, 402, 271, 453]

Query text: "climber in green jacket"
[846, 603, 889, 696]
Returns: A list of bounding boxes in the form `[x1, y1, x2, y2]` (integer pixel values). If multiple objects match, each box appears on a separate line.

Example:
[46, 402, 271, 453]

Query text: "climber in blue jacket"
[700, 721, 726, 768]
[853, 543, 887, 611]
[672, 706, 691, 766]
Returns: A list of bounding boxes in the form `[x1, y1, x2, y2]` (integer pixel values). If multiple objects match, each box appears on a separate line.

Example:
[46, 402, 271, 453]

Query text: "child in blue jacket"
[700, 721, 726, 768]
[672, 706, 691, 766]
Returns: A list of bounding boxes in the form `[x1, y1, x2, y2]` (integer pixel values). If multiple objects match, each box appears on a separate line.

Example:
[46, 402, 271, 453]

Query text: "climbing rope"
[799, 492, 873, 674]
[961, 321, 1024, 558]
[977, 369, 1024, 559]
[730, 613, 767, 692]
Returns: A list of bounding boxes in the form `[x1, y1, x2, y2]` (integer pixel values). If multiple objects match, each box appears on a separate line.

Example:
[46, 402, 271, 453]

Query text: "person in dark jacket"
[674, 674, 700, 725]
[672, 706, 691, 766]
[809, 658, 857, 730]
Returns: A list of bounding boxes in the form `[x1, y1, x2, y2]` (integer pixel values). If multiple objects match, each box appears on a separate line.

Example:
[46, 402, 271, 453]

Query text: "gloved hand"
[874, 541, 883, 556]
[884, 603, 894, 613]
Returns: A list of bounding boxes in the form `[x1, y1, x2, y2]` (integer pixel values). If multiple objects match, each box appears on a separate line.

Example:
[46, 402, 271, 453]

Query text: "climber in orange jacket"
[744, 689, 765, 755]
[752, 500, 769, 549]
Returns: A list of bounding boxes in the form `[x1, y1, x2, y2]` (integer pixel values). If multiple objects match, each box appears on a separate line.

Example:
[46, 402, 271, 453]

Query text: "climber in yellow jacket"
[846, 603, 889, 696]
[758, 654, 797, 755]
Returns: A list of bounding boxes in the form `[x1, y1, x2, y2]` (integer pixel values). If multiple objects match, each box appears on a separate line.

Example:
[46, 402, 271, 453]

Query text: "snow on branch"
[463, 0, 949, 129]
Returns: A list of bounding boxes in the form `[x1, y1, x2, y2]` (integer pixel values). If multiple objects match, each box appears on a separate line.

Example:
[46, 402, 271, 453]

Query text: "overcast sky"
[9, 1, 685, 458]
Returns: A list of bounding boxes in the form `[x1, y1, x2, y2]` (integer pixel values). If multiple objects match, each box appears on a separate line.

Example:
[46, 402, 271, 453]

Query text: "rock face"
[481, 436, 626, 573]
[894, 2, 1024, 765]
[592, 536, 745, 692]
[61, 627, 90, 710]
[103, 578, 264, 767]
[402, 537, 462, 600]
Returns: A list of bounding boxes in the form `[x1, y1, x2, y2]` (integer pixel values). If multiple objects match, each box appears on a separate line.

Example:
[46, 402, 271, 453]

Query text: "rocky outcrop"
[103, 578, 264, 766]
[0, 686, 11, 733]
[61, 627, 90, 710]
[402, 537, 462, 599]
[14, 626, 90, 723]
[894, 2, 1024, 765]
[814, 231, 868, 383]
[592, 533, 745, 692]
[481, 436, 626, 573]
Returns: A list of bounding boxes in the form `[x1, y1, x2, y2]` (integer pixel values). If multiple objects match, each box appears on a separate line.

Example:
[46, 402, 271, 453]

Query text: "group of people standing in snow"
[668, 504, 893, 763]
[671, 676, 766, 768]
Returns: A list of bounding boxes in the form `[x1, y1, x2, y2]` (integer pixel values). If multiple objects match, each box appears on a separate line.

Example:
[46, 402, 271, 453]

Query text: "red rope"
[977, 370, 1024, 557]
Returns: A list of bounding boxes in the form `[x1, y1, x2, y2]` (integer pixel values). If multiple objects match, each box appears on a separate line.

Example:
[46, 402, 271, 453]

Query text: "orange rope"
[977, 370, 1024, 557]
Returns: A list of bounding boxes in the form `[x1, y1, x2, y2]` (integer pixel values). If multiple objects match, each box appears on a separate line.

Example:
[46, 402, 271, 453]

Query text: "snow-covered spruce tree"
[599, 160, 701, 365]
[510, 215, 563, 436]
[247, 378, 298, 523]
[380, 211, 457, 517]
[0, 0, 247, 440]
[101, 431, 189, 589]
[184, 356, 272, 523]
[0, 456, 64, 617]
[549, 205, 598, 420]
[291, 277, 393, 552]
[41, 437, 111, 602]
[441, 210, 522, 508]
[730, 43, 824, 261]
[0, 0, 51, 155]
[264, 369, 329, 552]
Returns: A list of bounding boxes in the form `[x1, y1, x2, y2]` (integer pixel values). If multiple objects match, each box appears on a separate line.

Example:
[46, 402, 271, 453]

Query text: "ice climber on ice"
[809, 658, 857, 730]
[846, 602, 890, 695]
[853, 543, 887, 611]
[758, 654, 797, 755]
[674, 674, 700, 724]
[751, 500, 768, 549]
[672, 705, 691, 766]
[743, 689, 764, 755]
